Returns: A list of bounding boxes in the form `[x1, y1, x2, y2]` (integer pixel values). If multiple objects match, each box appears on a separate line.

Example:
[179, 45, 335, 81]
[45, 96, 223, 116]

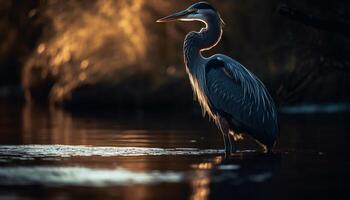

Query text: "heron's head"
[156, 2, 225, 27]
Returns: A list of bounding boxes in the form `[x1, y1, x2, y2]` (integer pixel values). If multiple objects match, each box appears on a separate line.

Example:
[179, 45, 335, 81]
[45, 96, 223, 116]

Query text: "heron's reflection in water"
[190, 153, 281, 200]
[190, 156, 223, 200]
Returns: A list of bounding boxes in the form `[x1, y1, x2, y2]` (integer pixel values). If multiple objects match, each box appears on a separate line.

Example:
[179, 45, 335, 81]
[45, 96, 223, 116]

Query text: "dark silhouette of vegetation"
[277, 1, 350, 105]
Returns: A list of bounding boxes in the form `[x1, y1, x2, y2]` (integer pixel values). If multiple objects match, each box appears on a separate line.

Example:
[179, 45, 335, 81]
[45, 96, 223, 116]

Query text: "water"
[0, 101, 349, 200]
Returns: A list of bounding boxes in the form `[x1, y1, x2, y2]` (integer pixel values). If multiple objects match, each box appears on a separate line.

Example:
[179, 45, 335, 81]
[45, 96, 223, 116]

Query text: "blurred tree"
[0, 0, 348, 108]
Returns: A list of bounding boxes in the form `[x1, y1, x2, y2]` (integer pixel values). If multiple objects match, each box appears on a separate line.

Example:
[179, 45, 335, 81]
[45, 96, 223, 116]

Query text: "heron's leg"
[218, 117, 232, 156]
[228, 132, 237, 153]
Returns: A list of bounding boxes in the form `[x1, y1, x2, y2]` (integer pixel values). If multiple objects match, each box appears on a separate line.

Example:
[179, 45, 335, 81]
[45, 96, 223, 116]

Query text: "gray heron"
[157, 2, 279, 155]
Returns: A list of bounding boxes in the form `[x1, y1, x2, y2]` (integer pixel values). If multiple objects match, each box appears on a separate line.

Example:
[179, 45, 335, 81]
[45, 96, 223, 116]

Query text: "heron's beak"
[156, 9, 195, 23]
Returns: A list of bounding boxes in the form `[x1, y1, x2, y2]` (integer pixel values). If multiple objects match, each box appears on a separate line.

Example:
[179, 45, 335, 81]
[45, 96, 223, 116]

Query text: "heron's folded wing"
[205, 57, 278, 139]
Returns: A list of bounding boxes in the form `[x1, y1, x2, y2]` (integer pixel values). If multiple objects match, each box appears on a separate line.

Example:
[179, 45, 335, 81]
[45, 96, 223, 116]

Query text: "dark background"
[1, 0, 350, 109]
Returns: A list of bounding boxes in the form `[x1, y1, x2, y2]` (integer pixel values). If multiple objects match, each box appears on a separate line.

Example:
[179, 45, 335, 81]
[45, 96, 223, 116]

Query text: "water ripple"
[0, 145, 224, 161]
[0, 166, 184, 186]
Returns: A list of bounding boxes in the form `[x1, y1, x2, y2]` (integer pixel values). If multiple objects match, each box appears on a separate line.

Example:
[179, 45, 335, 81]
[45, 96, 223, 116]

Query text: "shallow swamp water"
[0, 101, 349, 200]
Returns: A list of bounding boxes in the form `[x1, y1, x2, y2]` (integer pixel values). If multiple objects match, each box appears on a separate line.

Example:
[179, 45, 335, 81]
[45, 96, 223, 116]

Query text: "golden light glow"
[190, 156, 223, 200]
[192, 162, 213, 170]
[229, 131, 244, 141]
[45, 0, 147, 65]
[191, 176, 210, 200]
[37, 43, 45, 54]
[80, 60, 89, 70]
[28, 0, 149, 103]
[117, 0, 146, 62]
[191, 156, 223, 170]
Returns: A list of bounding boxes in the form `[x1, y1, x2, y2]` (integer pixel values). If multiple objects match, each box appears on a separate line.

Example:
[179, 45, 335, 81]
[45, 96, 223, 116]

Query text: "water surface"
[0, 101, 349, 200]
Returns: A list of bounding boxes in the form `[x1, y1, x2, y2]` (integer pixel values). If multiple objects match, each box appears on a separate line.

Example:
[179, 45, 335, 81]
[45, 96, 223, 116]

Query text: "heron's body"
[158, 2, 279, 154]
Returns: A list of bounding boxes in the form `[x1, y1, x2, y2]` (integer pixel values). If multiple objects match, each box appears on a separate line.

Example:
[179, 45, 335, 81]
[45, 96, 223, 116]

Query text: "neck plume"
[183, 15, 223, 68]
[182, 15, 223, 119]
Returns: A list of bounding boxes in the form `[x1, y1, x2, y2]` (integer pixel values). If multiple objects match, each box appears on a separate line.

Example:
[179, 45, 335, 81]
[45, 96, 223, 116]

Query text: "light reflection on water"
[0, 166, 184, 186]
[0, 102, 349, 200]
[280, 103, 350, 114]
[0, 145, 224, 161]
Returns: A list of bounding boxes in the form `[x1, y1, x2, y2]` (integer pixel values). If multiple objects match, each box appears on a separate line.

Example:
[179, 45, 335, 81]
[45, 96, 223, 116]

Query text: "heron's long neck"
[184, 17, 222, 70]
